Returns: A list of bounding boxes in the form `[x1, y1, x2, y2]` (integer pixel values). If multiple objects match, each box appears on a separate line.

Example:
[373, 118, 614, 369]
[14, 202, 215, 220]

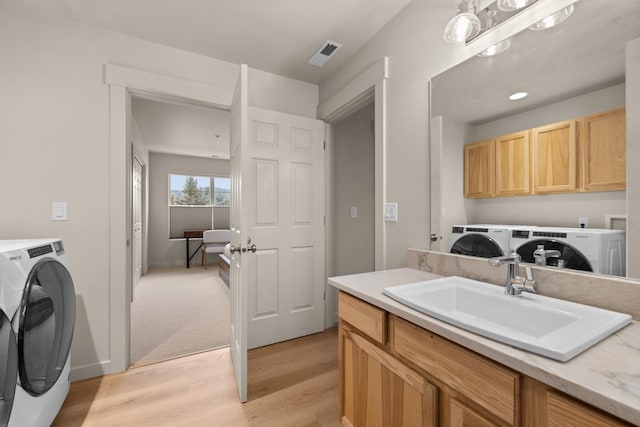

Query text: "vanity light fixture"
[529, 4, 575, 30]
[443, 0, 481, 43]
[496, 0, 537, 12]
[509, 91, 528, 100]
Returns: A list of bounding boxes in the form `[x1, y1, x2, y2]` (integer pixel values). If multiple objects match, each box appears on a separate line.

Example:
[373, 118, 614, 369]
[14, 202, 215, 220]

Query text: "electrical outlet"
[579, 217, 588, 228]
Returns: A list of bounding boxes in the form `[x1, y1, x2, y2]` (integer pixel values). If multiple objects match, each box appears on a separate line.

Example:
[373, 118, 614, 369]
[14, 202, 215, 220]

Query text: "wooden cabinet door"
[464, 139, 495, 198]
[581, 108, 626, 192]
[531, 120, 577, 194]
[339, 324, 438, 427]
[447, 397, 499, 427]
[496, 131, 530, 196]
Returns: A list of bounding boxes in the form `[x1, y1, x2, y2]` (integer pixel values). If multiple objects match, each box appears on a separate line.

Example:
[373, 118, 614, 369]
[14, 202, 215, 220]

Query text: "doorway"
[330, 102, 376, 277]
[128, 95, 232, 366]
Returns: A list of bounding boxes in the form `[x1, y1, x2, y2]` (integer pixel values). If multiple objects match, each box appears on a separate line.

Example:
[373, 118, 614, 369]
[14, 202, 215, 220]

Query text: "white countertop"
[329, 268, 640, 425]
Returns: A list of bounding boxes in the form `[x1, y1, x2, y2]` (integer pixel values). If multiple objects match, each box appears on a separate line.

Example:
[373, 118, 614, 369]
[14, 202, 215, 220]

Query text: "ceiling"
[0, 0, 413, 85]
[432, 0, 640, 124]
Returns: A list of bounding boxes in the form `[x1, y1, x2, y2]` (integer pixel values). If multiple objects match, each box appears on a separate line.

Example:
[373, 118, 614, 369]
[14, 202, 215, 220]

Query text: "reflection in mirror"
[430, 0, 640, 278]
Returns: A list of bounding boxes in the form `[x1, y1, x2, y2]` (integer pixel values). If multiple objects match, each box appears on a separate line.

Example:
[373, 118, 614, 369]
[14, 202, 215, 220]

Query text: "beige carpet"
[130, 266, 230, 366]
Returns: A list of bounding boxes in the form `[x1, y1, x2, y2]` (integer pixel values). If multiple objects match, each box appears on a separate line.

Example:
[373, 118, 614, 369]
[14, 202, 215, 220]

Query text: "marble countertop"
[329, 268, 640, 425]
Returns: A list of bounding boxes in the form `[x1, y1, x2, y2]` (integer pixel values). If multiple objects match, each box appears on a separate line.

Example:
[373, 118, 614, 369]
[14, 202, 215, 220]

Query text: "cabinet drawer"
[338, 292, 386, 345]
[391, 316, 520, 425]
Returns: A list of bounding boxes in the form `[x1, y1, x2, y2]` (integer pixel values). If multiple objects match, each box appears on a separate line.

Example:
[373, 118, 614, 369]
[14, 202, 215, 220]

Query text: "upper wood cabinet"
[495, 130, 530, 197]
[464, 139, 495, 198]
[531, 119, 577, 194]
[462, 108, 626, 198]
[580, 108, 626, 192]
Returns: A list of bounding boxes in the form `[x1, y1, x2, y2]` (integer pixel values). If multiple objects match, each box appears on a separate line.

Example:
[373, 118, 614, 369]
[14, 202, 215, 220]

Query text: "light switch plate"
[384, 203, 397, 222]
[52, 202, 68, 221]
[350, 206, 357, 219]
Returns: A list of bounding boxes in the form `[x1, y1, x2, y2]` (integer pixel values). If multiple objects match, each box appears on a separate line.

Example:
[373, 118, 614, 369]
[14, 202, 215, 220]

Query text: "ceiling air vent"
[307, 40, 343, 67]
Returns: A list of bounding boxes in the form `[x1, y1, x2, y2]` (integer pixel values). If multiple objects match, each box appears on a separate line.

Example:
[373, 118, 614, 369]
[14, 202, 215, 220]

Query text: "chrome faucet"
[533, 246, 562, 266]
[488, 251, 537, 296]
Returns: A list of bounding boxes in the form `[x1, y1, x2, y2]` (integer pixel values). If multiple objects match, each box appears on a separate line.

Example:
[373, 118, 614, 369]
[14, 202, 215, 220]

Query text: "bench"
[218, 254, 230, 287]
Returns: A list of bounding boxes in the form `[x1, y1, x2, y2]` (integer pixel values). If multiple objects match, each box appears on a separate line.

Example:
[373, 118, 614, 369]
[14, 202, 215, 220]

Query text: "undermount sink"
[383, 276, 632, 362]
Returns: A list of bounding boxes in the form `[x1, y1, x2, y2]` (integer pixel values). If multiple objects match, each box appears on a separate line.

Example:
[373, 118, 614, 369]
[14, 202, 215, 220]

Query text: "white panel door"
[245, 107, 325, 349]
[229, 64, 248, 403]
[132, 155, 143, 299]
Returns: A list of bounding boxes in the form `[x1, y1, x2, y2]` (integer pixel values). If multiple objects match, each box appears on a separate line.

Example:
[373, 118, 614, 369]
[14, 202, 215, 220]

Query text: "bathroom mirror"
[429, 0, 640, 278]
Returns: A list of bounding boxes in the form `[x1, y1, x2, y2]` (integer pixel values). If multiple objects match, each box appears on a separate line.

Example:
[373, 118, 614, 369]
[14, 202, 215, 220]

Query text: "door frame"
[317, 57, 388, 327]
[106, 64, 233, 373]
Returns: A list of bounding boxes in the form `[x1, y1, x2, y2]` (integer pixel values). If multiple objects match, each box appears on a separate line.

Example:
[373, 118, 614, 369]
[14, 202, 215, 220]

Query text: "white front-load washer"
[449, 224, 515, 258]
[509, 227, 626, 276]
[0, 239, 76, 427]
[0, 308, 18, 426]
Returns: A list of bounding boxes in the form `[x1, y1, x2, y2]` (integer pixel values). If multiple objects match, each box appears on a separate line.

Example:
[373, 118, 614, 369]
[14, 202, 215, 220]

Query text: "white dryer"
[509, 227, 626, 276]
[0, 239, 76, 427]
[449, 224, 515, 258]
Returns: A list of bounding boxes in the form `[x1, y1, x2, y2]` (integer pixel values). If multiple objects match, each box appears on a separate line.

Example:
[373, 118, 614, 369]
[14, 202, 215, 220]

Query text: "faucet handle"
[523, 266, 537, 293]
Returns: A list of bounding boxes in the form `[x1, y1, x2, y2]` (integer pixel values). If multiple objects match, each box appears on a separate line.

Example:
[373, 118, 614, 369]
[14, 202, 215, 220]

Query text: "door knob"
[247, 244, 257, 253]
[430, 234, 441, 242]
[229, 245, 241, 254]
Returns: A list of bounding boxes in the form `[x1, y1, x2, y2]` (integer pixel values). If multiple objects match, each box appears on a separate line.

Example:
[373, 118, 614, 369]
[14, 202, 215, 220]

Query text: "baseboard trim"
[70, 360, 111, 382]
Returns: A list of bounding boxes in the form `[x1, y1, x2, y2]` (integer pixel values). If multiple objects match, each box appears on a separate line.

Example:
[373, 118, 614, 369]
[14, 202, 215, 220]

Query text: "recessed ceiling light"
[509, 92, 528, 100]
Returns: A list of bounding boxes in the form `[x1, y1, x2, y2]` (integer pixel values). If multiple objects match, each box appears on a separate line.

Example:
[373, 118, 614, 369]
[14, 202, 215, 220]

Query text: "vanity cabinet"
[495, 131, 530, 197]
[530, 120, 577, 194]
[337, 291, 633, 427]
[464, 139, 495, 198]
[580, 108, 626, 192]
[338, 292, 438, 427]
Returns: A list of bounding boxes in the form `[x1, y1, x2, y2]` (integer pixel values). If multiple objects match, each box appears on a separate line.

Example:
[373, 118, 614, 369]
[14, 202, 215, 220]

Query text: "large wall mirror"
[429, 0, 640, 278]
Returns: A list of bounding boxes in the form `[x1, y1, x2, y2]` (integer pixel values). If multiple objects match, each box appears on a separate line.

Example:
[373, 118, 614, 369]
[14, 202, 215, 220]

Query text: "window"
[169, 175, 230, 207]
[213, 177, 231, 207]
[168, 174, 231, 239]
[170, 175, 211, 206]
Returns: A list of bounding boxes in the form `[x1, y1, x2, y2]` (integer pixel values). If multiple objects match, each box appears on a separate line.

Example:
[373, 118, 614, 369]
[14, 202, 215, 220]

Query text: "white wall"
[0, 5, 319, 379]
[148, 152, 230, 268]
[626, 37, 640, 279]
[332, 103, 375, 276]
[319, 0, 466, 268]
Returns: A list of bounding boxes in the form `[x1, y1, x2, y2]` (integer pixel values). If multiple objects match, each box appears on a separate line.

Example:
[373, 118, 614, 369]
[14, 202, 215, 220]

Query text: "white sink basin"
[383, 276, 632, 362]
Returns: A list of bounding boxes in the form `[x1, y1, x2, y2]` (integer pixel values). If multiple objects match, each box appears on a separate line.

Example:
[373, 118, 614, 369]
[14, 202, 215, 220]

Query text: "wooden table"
[183, 230, 204, 268]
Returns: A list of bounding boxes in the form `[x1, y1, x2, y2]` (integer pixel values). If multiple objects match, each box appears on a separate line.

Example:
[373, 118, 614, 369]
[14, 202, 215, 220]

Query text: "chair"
[201, 229, 230, 269]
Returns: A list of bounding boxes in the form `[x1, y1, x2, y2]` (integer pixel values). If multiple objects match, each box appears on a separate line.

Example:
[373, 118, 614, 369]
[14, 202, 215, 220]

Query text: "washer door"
[0, 310, 17, 425]
[516, 239, 593, 272]
[18, 258, 75, 396]
[450, 234, 504, 258]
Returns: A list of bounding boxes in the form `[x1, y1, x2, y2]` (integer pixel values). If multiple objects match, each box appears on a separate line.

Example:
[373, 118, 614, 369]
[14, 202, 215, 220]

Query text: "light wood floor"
[52, 327, 340, 427]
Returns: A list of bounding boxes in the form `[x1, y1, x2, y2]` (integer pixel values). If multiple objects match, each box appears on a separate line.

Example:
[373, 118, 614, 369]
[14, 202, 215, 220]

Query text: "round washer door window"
[0, 310, 17, 425]
[450, 234, 504, 258]
[18, 258, 76, 396]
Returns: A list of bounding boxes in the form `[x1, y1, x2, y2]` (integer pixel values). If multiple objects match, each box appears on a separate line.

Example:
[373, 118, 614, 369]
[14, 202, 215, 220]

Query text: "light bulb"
[496, 0, 537, 12]
[529, 4, 575, 30]
[443, 12, 481, 43]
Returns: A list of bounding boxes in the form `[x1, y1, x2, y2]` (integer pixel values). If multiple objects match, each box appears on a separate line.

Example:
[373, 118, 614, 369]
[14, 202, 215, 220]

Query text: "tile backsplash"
[407, 249, 640, 320]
